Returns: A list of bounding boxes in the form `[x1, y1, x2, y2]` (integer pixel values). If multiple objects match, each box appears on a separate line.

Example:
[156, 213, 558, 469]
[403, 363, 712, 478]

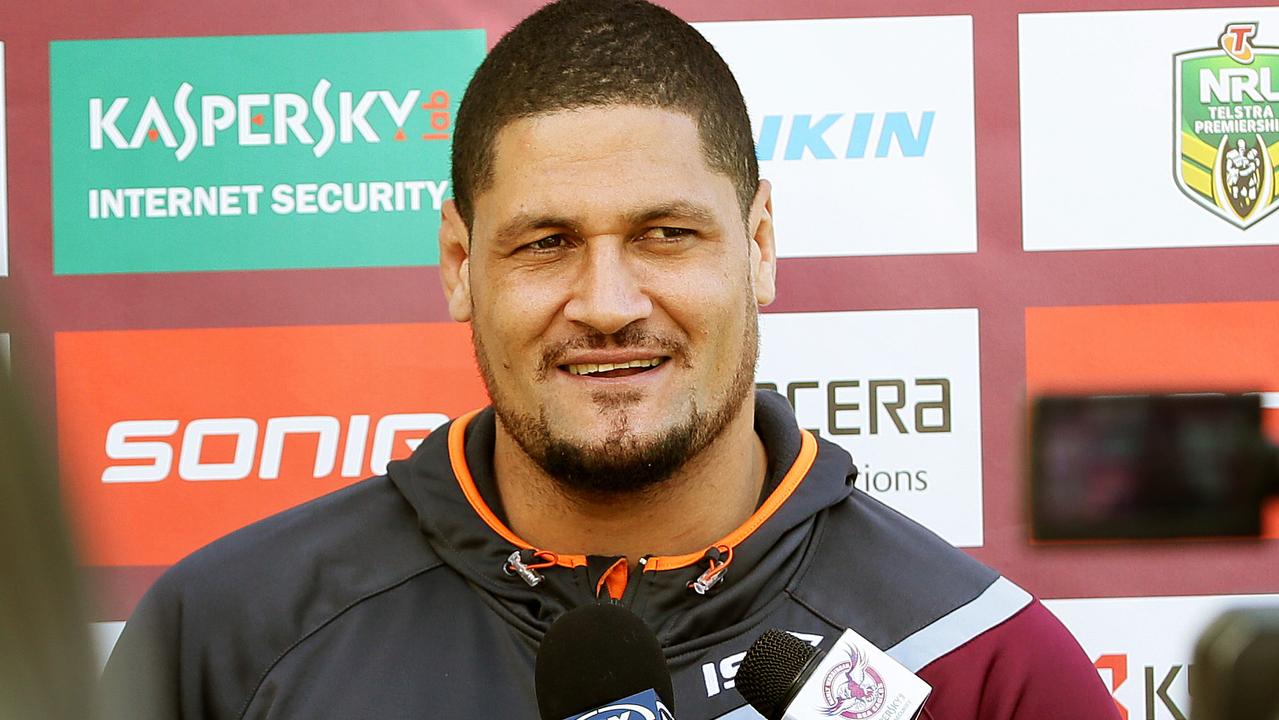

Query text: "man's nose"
[562, 240, 653, 335]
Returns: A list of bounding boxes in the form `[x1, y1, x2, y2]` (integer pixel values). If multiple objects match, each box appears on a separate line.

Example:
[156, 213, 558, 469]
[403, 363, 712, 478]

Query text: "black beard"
[472, 300, 759, 498]
[510, 400, 715, 496]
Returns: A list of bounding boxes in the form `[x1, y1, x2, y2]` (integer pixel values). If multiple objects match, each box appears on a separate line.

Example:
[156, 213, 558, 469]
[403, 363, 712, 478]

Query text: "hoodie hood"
[387, 390, 856, 652]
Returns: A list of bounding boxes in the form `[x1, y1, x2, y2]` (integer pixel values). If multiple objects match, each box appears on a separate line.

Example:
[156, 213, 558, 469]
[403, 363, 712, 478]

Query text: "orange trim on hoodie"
[595, 557, 630, 601]
[447, 410, 587, 568]
[448, 410, 820, 574]
[643, 429, 819, 572]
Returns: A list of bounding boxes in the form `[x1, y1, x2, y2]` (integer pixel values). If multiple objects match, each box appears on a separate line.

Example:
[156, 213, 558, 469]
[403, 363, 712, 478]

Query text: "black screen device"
[1029, 393, 1276, 540]
[534, 602, 675, 720]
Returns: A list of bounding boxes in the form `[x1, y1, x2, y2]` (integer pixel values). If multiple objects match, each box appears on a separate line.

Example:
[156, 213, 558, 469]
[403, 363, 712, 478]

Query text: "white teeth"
[566, 358, 664, 376]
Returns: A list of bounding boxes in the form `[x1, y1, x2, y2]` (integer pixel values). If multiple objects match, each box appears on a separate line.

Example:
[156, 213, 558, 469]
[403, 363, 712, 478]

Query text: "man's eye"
[643, 227, 693, 241]
[526, 235, 567, 251]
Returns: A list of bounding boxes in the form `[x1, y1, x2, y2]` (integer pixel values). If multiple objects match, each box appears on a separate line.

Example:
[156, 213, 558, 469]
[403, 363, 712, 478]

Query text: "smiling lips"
[563, 357, 667, 379]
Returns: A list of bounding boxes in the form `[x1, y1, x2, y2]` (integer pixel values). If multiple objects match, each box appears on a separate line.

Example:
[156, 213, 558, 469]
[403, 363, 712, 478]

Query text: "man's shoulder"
[910, 597, 1122, 718]
[102, 476, 447, 719]
[151, 474, 442, 613]
[794, 489, 1006, 650]
[794, 492, 1120, 718]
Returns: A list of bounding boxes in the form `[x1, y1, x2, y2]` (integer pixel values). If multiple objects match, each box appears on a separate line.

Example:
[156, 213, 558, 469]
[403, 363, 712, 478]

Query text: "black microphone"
[535, 602, 676, 720]
[736, 630, 823, 720]
[736, 628, 931, 720]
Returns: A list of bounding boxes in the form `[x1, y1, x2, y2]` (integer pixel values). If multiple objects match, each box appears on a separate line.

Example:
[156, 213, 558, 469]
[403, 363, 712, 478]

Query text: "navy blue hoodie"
[100, 391, 1120, 719]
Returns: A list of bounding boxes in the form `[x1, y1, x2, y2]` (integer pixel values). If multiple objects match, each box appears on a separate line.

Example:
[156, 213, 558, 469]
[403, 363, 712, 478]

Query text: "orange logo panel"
[56, 323, 488, 566]
[1026, 301, 1279, 536]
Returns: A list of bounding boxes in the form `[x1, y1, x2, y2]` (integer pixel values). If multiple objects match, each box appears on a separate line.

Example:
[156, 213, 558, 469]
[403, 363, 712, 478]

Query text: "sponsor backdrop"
[50, 31, 483, 274]
[757, 309, 984, 547]
[1044, 593, 1279, 720]
[2, 0, 1278, 711]
[1, 39, 7, 277]
[55, 323, 483, 566]
[696, 17, 977, 258]
[1022, 7, 1279, 249]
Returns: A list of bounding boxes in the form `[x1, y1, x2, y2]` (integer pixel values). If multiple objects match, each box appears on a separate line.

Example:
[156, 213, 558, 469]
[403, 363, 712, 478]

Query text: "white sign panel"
[1045, 593, 1279, 720]
[1021, 7, 1279, 250]
[757, 309, 983, 547]
[697, 17, 977, 258]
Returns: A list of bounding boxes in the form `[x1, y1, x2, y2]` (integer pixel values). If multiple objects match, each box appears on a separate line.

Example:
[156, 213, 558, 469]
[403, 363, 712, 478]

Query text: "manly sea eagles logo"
[819, 643, 886, 719]
[1174, 23, 1279, 229]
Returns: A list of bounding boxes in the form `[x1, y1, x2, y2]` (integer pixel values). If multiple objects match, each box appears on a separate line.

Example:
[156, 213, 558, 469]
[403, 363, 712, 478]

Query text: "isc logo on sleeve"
[55, 323, 488, 566]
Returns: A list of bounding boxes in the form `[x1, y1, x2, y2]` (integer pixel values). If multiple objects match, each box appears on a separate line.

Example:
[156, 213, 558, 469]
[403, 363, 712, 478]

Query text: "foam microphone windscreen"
[535, 602, 675, 720]
[735, 629, 823, 720]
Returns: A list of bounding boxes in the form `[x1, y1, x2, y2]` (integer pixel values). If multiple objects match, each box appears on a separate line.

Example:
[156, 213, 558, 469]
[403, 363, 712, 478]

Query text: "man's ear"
[748, 179, 777, 307]
[438, 199, 474, 322]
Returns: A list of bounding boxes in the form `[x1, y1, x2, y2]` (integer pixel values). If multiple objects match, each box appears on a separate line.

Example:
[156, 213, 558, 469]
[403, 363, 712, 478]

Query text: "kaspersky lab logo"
[1175, 23, 1279, 229]
[90, 82, 454, 162]
[49, 31, 485, 275]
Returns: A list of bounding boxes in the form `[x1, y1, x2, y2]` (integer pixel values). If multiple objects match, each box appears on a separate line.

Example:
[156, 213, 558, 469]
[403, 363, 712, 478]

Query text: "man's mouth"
[562, 357, 668, 379]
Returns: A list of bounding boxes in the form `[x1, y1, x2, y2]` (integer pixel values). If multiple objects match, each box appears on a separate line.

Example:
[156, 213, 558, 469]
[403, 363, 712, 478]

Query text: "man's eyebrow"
[490, 202, 720, 247]
[492, 213, 578, 248]
[625, 201, 719, 227]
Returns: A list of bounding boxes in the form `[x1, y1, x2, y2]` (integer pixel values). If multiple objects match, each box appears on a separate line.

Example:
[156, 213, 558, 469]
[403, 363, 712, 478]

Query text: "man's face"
[441, 106, 775, 494]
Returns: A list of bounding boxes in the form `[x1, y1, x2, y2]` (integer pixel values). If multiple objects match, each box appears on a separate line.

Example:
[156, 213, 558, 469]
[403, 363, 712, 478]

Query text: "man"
[101, 1, 1122, 718]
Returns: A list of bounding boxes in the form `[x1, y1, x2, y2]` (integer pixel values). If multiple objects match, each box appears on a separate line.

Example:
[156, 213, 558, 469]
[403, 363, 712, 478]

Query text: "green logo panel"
[50, 31, 485, 274]
[1174, 24, 1279, 230]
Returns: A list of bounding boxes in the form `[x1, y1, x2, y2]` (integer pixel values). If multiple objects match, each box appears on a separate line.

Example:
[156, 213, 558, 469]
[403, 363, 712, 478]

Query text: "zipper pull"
[504, 549, 557, 587]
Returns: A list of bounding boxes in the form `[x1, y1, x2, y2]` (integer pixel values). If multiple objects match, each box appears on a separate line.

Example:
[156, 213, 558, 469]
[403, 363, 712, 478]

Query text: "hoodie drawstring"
[504, 549, 559, 587]
[506, 544, 735, 594]
[689, 544, 733, 595]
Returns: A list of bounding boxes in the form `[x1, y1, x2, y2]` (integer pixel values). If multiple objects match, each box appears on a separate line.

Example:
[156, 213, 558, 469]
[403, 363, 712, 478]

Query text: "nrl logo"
[1174, 23, 1279, 229]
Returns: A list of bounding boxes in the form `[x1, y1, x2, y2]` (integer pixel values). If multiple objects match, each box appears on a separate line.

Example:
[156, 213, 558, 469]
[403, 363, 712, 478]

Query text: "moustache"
[536, 326, 687, 380]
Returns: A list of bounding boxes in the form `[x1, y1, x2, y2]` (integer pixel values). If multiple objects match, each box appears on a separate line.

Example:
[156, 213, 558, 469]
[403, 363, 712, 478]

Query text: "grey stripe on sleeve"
[886, 576, 1033, 673]
[713, 705, 765, 720]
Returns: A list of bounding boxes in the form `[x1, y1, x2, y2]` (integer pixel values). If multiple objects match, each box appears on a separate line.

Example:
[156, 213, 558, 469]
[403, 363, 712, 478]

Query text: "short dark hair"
[450, 0, 759, 230]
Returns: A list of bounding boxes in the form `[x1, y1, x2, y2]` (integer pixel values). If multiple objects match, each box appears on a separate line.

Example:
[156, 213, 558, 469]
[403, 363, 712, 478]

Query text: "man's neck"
[492, 403, 767, 563]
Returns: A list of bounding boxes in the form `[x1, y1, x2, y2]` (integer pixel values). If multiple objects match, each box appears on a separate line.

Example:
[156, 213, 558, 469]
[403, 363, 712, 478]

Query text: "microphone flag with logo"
[736, 628, 931, 720]
[535, 602, 676, 720]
